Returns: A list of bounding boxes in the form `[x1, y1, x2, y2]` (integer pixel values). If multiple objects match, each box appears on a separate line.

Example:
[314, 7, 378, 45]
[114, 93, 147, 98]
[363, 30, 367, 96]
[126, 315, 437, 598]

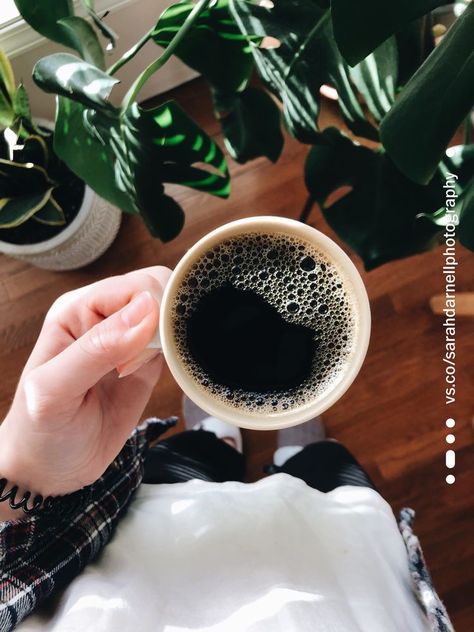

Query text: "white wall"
[4, 0, 197, 120]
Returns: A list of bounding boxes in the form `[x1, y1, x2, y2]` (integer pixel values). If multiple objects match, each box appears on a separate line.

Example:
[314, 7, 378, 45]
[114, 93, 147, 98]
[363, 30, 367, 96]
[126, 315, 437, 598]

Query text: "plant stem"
[289, 9, 330, 79]
[107, 29, 154, 76]
[121, 0, 211, 112]
[298, 194, 316, 224]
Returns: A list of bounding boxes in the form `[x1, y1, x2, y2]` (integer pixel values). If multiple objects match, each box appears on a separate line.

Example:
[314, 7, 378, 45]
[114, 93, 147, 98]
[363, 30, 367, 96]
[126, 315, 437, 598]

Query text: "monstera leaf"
[33, 54, 119, 110]
[216, 86, 283, 163]
[14, 1, 105, 66]
[304, 128, 473, 269]
[14, 0, 74, 48]
[153, 0, 254, 95]
[229, 0, 396, 143]
[229, 0, 325, 143]
[347, 37, 398, 123]
[331, 0, 446, 65]
[54, 96, 230, 241]
[81, 0, 117, 51]
[57, 17, 105, 69]
[153, 0, 282, 163]
[380, 2, 474, 184]
[54, 98, 135, 213]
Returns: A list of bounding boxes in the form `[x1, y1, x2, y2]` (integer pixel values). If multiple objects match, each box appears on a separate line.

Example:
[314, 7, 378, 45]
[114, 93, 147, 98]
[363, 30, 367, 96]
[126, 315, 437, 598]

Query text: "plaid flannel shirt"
[0, 417, 175, 632]
[0, 418, 453, 632]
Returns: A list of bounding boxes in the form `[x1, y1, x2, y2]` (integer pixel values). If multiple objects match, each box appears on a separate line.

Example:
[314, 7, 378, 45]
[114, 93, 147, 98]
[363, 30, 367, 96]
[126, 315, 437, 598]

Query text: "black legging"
[143, 429, 375, 492]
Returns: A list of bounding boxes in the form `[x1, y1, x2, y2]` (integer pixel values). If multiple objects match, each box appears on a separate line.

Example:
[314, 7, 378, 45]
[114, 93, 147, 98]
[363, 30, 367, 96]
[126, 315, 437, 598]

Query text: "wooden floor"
[1, 78, 473, 630]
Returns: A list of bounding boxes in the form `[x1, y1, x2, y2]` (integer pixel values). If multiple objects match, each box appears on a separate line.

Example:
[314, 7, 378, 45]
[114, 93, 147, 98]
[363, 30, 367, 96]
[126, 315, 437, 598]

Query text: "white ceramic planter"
[0, 187, 122, 271]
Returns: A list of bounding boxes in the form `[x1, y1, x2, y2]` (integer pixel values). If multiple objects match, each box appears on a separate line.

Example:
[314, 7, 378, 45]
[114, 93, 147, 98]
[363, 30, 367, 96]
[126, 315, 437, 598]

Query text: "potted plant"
[12, 0, 232, 245]
[0, 49, 121, 270]
[14, 0, 473, 270]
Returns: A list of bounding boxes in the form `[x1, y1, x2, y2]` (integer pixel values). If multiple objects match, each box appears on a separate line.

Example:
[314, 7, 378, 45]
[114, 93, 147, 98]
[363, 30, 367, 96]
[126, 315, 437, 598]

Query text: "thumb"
[35, 291, 160, 400]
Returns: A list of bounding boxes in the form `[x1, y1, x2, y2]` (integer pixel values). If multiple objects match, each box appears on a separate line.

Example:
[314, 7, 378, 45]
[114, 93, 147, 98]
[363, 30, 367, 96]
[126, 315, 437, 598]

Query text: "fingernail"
[117, 348, 161, 378]
[121, 291, 154, 328]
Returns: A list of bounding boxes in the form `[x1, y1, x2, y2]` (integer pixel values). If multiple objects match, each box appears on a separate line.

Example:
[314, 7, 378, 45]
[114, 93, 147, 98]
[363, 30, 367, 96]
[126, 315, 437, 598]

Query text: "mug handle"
[146, 327, 162, 350]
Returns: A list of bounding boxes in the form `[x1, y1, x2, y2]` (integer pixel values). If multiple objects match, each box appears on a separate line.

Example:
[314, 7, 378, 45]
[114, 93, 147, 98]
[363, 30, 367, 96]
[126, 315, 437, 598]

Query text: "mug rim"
[160, 216, 371, 430]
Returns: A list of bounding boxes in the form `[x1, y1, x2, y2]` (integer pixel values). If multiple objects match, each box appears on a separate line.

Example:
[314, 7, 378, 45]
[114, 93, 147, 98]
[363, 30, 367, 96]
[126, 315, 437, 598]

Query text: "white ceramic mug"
[153, 216, 371, 430]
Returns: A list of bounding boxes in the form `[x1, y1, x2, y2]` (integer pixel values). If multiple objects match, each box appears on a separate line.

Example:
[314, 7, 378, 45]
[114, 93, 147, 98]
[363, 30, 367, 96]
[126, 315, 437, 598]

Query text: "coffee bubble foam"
[172, 232, 356, 415]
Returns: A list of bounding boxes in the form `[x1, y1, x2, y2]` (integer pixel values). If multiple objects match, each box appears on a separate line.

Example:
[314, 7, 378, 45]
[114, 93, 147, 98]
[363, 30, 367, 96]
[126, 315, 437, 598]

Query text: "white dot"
[446, 475, 455, 485]
[446, 418, 455, 428]
[446, 434, 455, 444]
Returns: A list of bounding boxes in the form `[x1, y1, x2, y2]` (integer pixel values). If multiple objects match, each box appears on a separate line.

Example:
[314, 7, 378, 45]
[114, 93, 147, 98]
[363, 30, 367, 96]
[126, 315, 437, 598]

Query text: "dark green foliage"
[12, 0, 473, 260]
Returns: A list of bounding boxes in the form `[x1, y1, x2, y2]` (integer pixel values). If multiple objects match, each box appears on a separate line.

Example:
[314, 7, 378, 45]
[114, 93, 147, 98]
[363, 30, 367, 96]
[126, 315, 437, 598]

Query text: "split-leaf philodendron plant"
[13, 0, 474, 268]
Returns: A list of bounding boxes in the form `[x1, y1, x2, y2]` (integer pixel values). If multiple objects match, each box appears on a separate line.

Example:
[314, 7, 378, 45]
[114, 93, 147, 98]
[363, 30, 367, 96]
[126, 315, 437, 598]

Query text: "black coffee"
[186, 285, 317, 392]
[173, 232, 355, 414]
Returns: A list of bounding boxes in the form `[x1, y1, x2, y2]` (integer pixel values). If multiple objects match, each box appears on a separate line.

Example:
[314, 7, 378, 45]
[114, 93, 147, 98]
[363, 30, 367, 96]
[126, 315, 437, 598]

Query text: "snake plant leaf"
[331, 0, 446, 66]
[32, 195, 66, 226]
[14, 0, 75, 49]
[0, 49, 15, 98]
[57, 17, 105, 69]
[215, 86, 283, 163]
[0, 49, 15, 128]
[12, 83, 32, 125]
[153, 0, 254, 95]
[0, 188, 53, 228]
[230, 1, 378, 143]
[304, 128, 451, 269]
[0, 95, 14, 129]
[13, 135, 49, 168]
[380, 3, 474, 185]
[81, 0, 117, 51]
[0, 159, 54, 197]
[0, 133, 8, 160]
[33, 54, 119, 111]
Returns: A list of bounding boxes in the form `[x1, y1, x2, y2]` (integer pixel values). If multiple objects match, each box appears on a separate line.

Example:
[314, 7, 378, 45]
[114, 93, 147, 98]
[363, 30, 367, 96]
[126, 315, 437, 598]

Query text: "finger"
[100, 354, 165, 445]
[31, 290, 160, 401]
[27, 266, 172, 371]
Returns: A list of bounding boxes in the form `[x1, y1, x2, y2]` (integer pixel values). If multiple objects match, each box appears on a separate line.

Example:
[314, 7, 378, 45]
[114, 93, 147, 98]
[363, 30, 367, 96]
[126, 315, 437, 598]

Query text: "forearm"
[0, 418, 174, 631]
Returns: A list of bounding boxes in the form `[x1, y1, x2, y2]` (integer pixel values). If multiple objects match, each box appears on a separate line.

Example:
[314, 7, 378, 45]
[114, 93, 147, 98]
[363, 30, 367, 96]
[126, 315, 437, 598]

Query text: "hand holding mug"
[0, 266, 171, 520]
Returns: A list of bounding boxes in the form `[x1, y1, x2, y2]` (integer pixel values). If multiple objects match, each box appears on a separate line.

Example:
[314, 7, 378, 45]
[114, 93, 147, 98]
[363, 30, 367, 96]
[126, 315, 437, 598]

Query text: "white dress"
[19, 474, 430, 632]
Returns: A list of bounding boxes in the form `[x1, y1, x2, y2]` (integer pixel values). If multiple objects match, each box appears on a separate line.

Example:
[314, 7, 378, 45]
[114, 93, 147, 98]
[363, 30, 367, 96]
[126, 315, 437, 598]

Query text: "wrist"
[0, 421, 52, 500]
[0, 479, 36, 521]
[0, 504, 24, 522]
[0, 431, 44, 521]
[0, 410, 95, 497]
